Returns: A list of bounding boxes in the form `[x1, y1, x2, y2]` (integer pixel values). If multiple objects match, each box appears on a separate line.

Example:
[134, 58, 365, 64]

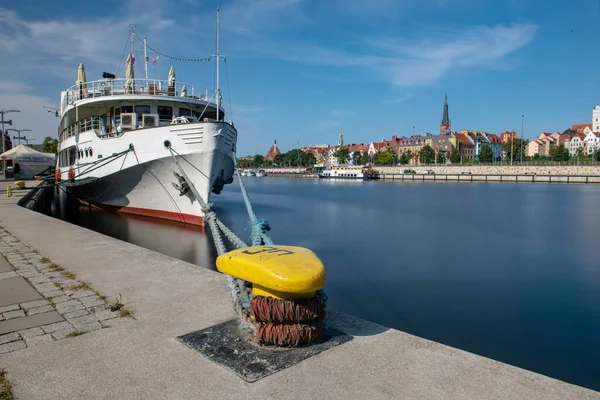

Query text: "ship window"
[85, 148, 89, 157]
[68, 146, 77, 166]
[179, 108, 192, 117]
[135, 105, 150, 121]
[89, 148, 93, 157]
[158, 106, 173, 121]
[121, 106, 133, 114]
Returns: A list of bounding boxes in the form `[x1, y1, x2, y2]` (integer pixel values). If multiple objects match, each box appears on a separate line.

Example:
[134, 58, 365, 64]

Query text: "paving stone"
[0, 339, 26, 353]
[87, 304, 108, 314]
[29, 276, 52, 284]
[51, 328, 77, 340]
[26, 305, 55, 315]
[33, 283, 57, 293]
[25, 333, 54, 347]
[63, 310, 89, 319]
[0, 304, 20, 313]
[18, 327, 45, 338]
[69, 314, 100, 326]
[19, 270, 42, 278]
[50, 275, 69, 282]
[55, 300, 82, 310]
[93, 310, 119, 321]
[42, 290, 65, 298]
[0, 332, 20, 344]
[41, 321, 73, 333]
[4, 309, 26, 319]
[72, 321, 102, 333]
[71, 290, 96, 299]
[51, 295, 72, 304]
[21, 299, 51, 309]
[56, 304, 85, 314]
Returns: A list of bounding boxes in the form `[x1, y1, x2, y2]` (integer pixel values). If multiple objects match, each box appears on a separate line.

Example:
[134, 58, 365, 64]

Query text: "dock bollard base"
[177, 319, 352, 382]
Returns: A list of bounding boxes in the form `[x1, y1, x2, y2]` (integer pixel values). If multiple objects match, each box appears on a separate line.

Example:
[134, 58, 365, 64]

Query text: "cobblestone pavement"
[0, 228, 132, 354]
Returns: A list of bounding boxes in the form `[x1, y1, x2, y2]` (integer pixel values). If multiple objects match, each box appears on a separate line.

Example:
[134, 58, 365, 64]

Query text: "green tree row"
[237, 149, 316, 168]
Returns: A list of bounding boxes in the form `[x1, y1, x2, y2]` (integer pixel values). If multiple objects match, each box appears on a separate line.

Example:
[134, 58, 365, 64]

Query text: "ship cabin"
[58, 77, 225, 145]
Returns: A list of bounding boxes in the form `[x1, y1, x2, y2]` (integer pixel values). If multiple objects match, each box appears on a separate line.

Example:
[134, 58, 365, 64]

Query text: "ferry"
[55, 12, 236, 226]
[318, 165, 380, 180]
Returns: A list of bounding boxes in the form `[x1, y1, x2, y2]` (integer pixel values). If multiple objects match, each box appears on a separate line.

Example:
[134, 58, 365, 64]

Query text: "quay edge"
[0, 197, 598, 399]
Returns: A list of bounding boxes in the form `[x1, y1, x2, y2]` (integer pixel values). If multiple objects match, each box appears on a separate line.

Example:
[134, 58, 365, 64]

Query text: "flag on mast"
[152, 55, 159, 65]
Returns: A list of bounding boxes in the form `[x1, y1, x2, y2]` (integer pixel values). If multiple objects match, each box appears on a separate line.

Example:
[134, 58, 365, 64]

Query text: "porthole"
[85, 149, 89, 157]
[89, 148, 93, 157]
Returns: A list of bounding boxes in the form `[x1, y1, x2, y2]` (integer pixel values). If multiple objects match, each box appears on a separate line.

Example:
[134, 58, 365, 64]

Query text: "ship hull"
[58, 121, 236, 226]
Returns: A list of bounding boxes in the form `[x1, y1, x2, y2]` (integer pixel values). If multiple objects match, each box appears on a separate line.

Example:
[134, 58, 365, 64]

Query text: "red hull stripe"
[88, 202, 205, 226]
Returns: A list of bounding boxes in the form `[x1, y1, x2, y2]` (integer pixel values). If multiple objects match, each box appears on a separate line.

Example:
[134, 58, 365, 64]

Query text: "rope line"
[133, 34, 212, 63]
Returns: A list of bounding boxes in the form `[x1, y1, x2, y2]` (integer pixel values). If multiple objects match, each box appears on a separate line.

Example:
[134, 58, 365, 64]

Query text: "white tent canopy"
[0, 145, 55, 160]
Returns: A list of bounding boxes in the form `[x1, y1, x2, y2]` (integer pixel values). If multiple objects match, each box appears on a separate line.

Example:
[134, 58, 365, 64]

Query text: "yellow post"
[6, 186, 12, 197]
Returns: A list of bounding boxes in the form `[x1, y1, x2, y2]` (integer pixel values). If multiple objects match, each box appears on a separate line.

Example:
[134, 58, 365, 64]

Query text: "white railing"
[64, 78, 217, 105]
[60, 117, 103, 142]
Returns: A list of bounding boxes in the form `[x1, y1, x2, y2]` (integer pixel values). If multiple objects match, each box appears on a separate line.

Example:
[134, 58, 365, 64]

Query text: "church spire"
[440, 93, 451, 135]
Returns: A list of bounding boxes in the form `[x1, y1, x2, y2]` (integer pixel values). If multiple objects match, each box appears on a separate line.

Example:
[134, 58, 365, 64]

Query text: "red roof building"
[265, 140, 281, 161]
[572, 124, 592, 134]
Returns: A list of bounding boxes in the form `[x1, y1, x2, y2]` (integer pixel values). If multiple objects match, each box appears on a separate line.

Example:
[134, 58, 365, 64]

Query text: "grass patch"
[68, 282, 93, 291]
[66, 331, 86, 338]
[94, 291, 107, 301]
[0, 369, 14, 400]
[53, 282, 63, 290]
[109, 294, 123, 312]
[61, 271, 76, 280]
[119, 308, 133, 318]
[40, 257, 50, 264]
[48, 263, 63, 272]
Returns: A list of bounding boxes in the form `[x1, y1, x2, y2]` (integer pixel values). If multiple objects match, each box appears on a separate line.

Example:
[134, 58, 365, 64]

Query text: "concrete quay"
[0, 194, 598, 399]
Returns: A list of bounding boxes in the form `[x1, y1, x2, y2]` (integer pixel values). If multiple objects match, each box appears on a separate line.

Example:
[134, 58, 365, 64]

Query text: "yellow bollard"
[14, 181, 26, 188]
[6, 186, 12, 197]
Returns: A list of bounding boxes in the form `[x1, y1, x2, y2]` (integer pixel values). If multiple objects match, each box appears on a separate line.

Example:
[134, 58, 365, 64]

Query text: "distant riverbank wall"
[264, 165, 600, 176]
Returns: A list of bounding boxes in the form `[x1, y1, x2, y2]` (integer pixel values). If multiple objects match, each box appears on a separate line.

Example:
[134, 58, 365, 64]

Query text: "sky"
[0, 0, 599, 155]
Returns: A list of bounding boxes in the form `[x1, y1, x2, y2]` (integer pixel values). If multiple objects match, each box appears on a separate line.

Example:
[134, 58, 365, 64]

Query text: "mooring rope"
[164, 146, 327, 345]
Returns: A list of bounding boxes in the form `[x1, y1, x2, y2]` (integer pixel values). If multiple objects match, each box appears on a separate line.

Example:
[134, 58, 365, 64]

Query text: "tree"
[450, 149, 461, 164]
[420, 145, 435, 164]
[399, 152, 410, 165]
[436, 151, 446, 164]
[253, 154, 264, 167]
[333, 148, 350, 164]
[479, 146, 493, 163]
[375, 148, 395, 165]
[502, 138, 525, 164]
[550, 145, 569, 162]
[273, 153, 285, 166]
[41, 136, 58, 154]
[351, 151, 361, 165]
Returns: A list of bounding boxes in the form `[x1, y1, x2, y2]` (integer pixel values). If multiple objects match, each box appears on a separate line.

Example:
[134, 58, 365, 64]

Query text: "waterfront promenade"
[0, 184, 598, 399]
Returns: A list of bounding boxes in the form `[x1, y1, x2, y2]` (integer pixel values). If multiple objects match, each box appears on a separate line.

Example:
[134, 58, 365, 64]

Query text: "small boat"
[256, 169, 267, 177]
[247, 170, 256, 177]
[318, 165, 379, 180]
[240, 170, 248, 177]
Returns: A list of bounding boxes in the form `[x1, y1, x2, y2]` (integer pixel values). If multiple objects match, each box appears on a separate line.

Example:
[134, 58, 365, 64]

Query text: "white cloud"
[238, 23, 537, 87]
[0, 81, 32, 93]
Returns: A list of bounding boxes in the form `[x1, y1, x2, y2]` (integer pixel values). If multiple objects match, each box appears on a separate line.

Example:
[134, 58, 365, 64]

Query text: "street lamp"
[6, 128, 31, 145]
[521, 114, 526, 164]
[0, 110, 21, 174]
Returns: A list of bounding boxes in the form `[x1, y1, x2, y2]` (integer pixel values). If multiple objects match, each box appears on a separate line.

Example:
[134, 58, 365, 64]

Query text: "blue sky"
[0, 0, 599, 155]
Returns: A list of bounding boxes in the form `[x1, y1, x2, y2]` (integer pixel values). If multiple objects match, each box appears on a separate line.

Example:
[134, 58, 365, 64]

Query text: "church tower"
[338, 132, 344, 146]
[440, 93, 451, 135]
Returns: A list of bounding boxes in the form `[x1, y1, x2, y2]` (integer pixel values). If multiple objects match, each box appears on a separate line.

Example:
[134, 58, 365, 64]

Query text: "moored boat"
[55, 12, 236, 226]
[318, 165, 379, 180]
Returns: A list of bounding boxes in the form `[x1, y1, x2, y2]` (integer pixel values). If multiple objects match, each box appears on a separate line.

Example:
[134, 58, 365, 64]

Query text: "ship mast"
[129, 23, 136, 76]
[211, 9, 225, 121]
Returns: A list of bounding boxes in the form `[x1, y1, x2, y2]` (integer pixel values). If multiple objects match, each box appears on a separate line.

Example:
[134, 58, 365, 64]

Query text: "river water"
[48, 178, 600, 391]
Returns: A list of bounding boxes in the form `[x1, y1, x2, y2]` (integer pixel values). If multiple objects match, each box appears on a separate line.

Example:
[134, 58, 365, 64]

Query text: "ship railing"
[64, 78, 217, 105]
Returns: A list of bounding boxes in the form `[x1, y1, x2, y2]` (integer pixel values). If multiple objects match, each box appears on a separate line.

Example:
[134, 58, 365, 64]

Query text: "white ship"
[318, 165, 380, 180]
[55, 12, 236, 226]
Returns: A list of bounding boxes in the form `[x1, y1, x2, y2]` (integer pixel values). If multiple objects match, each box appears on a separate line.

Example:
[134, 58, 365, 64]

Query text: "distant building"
[499, 131, 519, 143]
[594, 106, 600, 132]
[572, 124, 592, 135]
[432, 135, 454, 163]
[265, 140, 281, 162]
[454, 133, 474, 161]
[527, 140, 544, 157]
[584, 131, 600, 155]
[568, 133, 586, 156]
[440, 93, 451, 135]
